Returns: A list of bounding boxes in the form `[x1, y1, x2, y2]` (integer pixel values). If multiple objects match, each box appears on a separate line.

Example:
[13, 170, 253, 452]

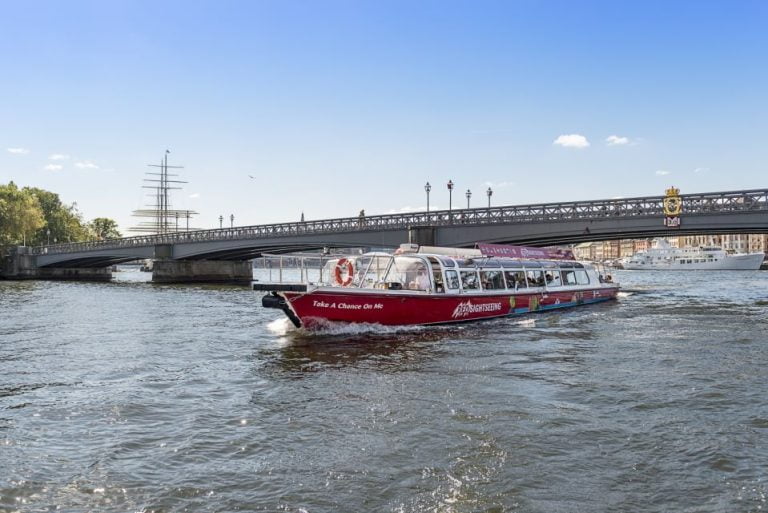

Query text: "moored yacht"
[622, 239, 765, 270]
[255, 243, 619, 329]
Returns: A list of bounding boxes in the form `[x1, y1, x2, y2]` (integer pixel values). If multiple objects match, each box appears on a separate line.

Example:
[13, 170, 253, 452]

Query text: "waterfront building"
[721, 234, 750, 253]
[748, 234, 768, 255]
[573, 242, 594, 261]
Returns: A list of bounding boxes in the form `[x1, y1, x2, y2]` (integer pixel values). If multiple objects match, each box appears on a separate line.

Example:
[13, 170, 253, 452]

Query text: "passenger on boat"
[433, 271, 445, 293]
[504, 271, 524, 291]
[409, 270, 431, 291]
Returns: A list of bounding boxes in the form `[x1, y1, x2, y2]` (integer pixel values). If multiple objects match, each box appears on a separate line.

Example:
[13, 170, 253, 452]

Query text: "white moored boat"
[622, 239, 765, 270]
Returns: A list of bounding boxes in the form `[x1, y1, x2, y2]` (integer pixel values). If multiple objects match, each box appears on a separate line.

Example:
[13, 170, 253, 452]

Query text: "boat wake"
[266, 317, 295, 336]
[267, 314, 542, 340]
[266, 316, 434, 337]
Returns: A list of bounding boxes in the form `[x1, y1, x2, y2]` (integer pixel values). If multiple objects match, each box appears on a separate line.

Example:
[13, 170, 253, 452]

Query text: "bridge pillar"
[408, 226, 436, 247]
[0, 247, 112, 281]
[151, 259, 253, 284]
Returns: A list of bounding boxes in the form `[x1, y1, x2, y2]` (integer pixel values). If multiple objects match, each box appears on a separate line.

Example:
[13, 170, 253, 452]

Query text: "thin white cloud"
[655, 170, 670, 176]
[189, 193, 200, 199]
[484, 181, 515, 189]
[605, 135, 629, 146]
[553, 134, 590, 149]
[7, 147, 30, 155]
[74, 160, 99, 169]
[386, 205, 430, 214]
[49, 154, 70, 160]
[44, 164, 63, 171]
[694, 167, 709, 173]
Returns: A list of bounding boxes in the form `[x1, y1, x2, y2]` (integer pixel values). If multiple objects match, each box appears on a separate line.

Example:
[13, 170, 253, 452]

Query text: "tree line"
[0, 181, 121, 247]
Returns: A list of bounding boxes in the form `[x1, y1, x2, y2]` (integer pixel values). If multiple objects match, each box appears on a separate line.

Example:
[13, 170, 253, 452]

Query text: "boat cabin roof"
[363, 252, 585, 269]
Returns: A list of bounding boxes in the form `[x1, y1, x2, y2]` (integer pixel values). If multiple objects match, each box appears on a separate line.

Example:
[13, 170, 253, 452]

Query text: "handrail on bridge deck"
[31, 188, 768, 256]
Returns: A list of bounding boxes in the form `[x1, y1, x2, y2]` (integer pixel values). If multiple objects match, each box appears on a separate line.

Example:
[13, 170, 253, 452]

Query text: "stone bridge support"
[151, 244, 253, 284]
[1, 247, 112, 281]
[408, 226, 436, 247]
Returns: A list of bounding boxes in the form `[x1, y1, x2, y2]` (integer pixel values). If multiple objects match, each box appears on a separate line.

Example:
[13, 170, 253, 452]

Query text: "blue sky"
[1, 1, 766, 232]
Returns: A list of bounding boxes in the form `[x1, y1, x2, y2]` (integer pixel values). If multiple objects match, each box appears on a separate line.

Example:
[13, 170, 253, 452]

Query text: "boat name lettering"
[451, 301, 502, 319]
[313, 300, 384, 310]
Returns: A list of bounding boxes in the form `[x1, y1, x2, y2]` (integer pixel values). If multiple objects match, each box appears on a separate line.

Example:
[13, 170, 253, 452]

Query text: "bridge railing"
[31, 188, 768, 255]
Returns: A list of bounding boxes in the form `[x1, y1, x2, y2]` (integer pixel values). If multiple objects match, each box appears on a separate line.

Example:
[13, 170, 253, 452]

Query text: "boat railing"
[256, 253, 343, 285]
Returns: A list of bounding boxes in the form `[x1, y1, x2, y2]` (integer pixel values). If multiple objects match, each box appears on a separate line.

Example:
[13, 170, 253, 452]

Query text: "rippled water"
[1, 270, 768, 512]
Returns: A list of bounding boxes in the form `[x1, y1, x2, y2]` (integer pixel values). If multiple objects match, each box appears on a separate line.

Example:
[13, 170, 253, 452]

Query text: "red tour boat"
[255, 243, 619, 329]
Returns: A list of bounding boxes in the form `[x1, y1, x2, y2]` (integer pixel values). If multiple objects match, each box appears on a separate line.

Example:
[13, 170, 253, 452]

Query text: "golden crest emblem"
[529, 296, 539, 311]
[509, 296, 516, 311]
[663, 186, 682, 216]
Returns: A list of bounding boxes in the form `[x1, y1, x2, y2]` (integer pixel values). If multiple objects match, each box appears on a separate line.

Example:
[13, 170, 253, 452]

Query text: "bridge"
[4, 187, 768, 282]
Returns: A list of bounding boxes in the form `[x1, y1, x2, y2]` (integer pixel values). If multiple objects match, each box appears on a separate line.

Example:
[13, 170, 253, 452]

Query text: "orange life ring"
[334, 258, 355, 286]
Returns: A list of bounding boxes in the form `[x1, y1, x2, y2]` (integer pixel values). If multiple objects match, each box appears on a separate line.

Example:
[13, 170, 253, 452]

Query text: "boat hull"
[280, 286, 619, 328]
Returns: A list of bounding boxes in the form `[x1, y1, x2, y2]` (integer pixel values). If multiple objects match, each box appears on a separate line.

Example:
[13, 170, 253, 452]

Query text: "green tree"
[1, 182, 121, 246]
[89, 217, 122, 239]
[23, 187, 90, 244]
[0, 182, 45, 246]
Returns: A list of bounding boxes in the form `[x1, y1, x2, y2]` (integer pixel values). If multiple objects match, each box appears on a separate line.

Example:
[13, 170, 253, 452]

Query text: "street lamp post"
[447, 180, 454, 215]
[424, 182, 431, 212]
[487, 187, 493, 208]
[46, 229, 50, 245]
[466, 189, 472, 209]
[175, 212, 179, 232]
[219, 215, 223, 228]
[230, 214, 234, 228]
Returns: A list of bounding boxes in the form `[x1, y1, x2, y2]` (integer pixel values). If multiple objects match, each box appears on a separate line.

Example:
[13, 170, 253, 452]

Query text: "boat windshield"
[383, 256, 431, 291]
[353, 254, 392, 288]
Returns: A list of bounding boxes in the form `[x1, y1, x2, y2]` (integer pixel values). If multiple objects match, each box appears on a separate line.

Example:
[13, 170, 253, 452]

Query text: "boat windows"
[383, 256, 431, 291]
[480, 270, 505, 290]
[355, 255, 392, 288]
[526, 270, 544, 287]
[575, 270, 590, 285]
[428, 258, 445, 293]
[504, 270, 527, 289]
[440, 257, 456, 267]
[433, 271, 445, 292]
[544, 271, 561, 287]
[560, 269, 578, 286]
[460, 270, 480, 291]
[445, 270, 460, 290]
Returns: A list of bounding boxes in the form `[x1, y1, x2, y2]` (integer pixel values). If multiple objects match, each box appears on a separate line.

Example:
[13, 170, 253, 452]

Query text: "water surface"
[1, 270, 767, 512]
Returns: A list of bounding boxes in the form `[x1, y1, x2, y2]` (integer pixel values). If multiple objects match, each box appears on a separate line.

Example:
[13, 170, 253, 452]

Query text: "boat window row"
[446, 266, 591, 291]
[678, 258, 717, 264]
[461, 267, 590, 290]
[330, 255, 592, 292]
